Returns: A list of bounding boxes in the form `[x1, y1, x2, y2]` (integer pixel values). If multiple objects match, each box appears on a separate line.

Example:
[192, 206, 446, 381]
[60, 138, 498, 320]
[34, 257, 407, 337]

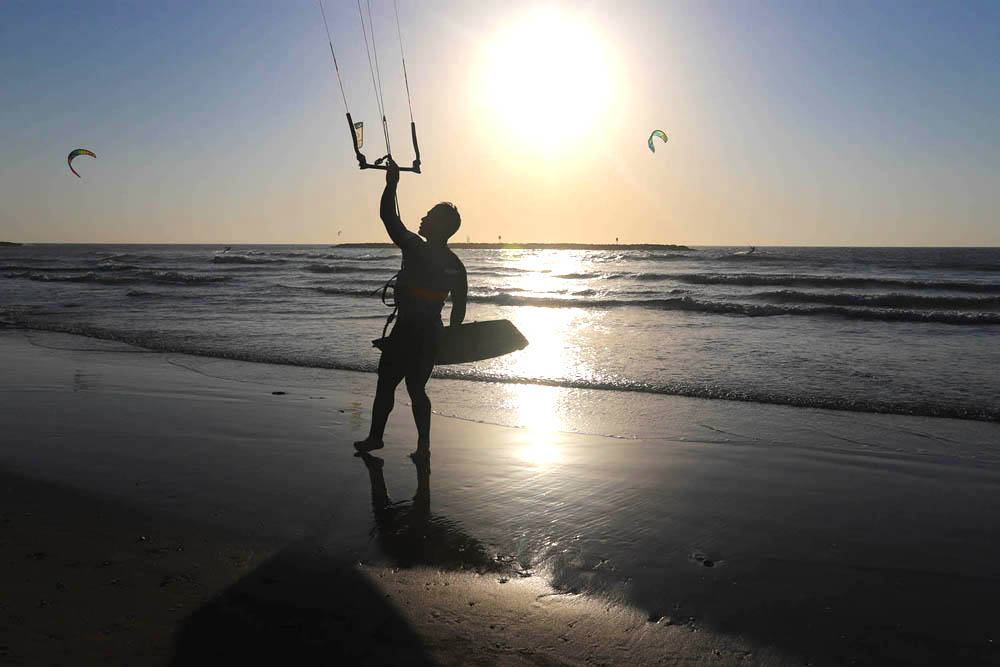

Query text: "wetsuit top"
[394, 231, 466, 324]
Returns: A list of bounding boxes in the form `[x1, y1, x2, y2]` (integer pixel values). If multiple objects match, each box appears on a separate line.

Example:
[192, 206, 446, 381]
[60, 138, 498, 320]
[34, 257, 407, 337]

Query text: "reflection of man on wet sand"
[354, 160, 467, 459]
[356, 453, 496, 571]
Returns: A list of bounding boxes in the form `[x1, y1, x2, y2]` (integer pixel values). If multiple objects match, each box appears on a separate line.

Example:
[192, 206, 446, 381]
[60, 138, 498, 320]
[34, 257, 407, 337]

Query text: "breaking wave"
[5, 270, 230, 285]
[651, 273, 1000, 293]
[211, 254, 288, 265]
[468, 293, 1000, 324]
[303, 263, 393, 275]
[748, 290, 1000, 310]
[296, 285, 1000, 325]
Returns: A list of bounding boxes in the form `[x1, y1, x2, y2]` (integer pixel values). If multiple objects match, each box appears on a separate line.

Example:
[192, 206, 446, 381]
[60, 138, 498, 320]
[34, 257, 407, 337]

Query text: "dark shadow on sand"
[167, 544, 436, 666]
[169, 454, 505, 666]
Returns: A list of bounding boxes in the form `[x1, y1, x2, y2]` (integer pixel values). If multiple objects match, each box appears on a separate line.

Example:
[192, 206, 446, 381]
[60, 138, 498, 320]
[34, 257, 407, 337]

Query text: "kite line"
[358, 0, 390, 155]
[317, 0, 348, 110]
[394, 0, 414, 124]
[317, 0, 420, 173]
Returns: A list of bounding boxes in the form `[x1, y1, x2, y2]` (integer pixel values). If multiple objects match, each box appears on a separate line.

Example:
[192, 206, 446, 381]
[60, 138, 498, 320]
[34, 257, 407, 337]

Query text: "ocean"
[2, 244, 998, 430]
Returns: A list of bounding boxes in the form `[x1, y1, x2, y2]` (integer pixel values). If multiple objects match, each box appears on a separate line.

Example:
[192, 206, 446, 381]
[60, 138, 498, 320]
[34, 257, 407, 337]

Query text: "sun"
[475, 7, 616, 155]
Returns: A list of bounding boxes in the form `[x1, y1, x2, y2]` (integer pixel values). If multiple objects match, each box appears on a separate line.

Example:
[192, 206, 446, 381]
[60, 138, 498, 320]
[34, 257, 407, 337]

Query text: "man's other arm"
[449, 263, 467, 328]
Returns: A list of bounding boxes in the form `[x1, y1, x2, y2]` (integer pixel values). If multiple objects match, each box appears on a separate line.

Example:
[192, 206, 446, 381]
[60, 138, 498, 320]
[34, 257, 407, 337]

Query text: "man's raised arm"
[380, 159, 409, 248]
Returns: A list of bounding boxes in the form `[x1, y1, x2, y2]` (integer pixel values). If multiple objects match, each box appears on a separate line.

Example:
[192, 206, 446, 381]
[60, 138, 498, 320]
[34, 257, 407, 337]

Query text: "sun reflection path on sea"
[502, 249, 592, 298]
[508, 383, 564, 467]
[489, 250, 599, 385]
[496, 287, 594, 466]
[467, 250, 611, 467]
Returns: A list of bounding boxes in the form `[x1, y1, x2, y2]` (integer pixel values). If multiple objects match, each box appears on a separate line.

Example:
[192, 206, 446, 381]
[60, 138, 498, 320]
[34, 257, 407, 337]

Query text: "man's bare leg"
[355, 356, 405, 452]
[405, 351, 435, 459]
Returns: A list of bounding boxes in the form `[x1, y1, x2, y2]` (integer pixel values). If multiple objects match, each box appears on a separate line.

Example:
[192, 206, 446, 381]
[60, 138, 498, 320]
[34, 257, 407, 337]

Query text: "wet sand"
[1, 329, 999, 665]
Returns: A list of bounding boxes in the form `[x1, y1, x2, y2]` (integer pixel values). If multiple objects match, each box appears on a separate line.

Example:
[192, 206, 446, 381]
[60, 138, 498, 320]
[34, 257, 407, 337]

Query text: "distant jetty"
[0, 241, 23, 247]
[334, 242, 693, 251]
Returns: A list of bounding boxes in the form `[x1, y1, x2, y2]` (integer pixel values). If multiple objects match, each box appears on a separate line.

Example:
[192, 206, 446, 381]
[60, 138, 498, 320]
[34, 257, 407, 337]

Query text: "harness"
[371, 271, 448, 350]
[373, 272, 399, 344]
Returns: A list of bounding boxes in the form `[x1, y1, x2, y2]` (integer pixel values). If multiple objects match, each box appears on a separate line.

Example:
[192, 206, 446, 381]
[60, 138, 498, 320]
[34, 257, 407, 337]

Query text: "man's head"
[418, 202, 461, 243]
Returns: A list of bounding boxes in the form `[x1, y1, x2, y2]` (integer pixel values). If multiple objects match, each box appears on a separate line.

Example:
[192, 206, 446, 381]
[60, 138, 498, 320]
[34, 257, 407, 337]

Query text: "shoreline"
[5, 322, 997, 426]
[2, 329, 999, 665]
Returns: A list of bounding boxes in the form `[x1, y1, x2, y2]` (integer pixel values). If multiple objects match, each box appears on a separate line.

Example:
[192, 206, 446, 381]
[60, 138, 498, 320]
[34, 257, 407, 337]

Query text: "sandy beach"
[1, 328, 999, 666]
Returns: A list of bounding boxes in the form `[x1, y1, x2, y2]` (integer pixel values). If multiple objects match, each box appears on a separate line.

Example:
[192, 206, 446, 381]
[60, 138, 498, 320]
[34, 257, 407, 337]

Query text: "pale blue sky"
[1, 1, 997, 244]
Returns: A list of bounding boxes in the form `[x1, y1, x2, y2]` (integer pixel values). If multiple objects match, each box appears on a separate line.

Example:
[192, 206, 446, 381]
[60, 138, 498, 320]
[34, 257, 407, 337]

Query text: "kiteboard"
[373, 319, 528, 365]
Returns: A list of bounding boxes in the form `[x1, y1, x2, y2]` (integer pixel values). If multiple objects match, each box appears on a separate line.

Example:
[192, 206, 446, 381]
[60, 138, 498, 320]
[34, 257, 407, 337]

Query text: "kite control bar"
[346, 113, 421, 174]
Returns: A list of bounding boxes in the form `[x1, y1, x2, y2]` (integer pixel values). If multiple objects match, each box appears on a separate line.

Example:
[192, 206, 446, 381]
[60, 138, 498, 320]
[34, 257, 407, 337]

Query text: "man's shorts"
[377, 317, 442, 378]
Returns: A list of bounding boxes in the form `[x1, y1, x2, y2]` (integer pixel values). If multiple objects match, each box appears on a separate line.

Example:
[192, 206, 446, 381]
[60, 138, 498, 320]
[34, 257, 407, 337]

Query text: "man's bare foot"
[409, 438, 430, 460]
[354, 438, 384, 453]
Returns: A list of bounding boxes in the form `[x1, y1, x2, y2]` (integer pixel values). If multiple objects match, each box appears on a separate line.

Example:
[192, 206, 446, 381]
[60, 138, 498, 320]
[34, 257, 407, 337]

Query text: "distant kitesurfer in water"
[354, 159, 467, 458]
[747, 246, 756, 255]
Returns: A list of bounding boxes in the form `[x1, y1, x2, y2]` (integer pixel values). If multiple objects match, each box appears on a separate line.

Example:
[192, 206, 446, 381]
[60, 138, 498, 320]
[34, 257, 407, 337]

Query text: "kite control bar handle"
[346, 113, 422, 174]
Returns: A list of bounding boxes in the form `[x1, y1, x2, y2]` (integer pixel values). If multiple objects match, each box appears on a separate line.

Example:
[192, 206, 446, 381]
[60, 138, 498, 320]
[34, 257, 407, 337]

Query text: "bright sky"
[1, 1, 997, 245]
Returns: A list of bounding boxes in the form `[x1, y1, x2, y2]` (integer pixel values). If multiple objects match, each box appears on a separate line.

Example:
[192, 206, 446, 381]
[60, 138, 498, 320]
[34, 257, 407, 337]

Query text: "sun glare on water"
[511, 384, 564, 466]
[476, 8, 616, 155]
[488, 252, 601, 468]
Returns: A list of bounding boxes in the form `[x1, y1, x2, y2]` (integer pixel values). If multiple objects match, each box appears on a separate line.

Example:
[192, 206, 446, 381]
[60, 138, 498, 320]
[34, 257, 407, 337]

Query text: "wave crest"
[211, 255, 287, 265]
[5, 270, 230, 286]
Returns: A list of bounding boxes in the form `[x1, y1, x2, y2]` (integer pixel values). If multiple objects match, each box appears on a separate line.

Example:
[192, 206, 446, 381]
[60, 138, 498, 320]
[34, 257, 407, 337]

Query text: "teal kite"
[67, 149, 96, 178]
[647, 130, 667, 153]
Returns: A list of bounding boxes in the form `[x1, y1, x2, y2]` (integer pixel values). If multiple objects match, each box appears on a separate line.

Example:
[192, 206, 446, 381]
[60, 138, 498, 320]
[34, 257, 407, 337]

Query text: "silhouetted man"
[354, 159, 467, 458]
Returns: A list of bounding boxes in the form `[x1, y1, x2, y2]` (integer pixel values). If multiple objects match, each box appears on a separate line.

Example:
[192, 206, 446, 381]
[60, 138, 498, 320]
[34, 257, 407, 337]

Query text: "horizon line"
[3, 241, 999, 249]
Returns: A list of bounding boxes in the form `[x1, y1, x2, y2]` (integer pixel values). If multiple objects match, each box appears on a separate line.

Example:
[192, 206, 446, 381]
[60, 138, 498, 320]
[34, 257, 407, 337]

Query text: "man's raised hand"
[386, 158, 400, 186]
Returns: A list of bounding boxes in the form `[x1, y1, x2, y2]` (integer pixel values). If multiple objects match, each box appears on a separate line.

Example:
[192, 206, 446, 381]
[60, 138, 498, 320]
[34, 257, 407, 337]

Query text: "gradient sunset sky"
[2, 1, 997, 245]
